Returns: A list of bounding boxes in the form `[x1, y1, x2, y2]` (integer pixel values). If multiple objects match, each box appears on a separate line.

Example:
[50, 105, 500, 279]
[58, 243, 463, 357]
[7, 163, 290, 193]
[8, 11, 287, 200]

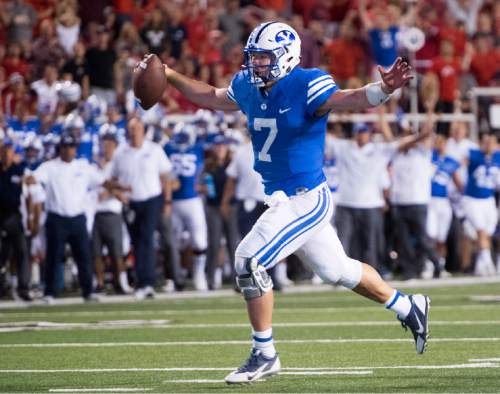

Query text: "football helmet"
[23, 133, 43, 151]
[62, 113, 85, 135]
[56, 81, 82, 104]
[98, 123, 118, 139]
[81, 94, 107, 124]
[171, 123, 197, 151]
[244, 21, 301, 86]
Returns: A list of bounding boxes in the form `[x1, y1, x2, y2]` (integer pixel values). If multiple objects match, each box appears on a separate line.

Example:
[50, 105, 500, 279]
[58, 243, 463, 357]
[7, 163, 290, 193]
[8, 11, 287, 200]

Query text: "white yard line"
[469, 358, 500, 362]
[1, 337, 499, 349]
[162, 379, 227, 383]
[4, 368, 234, 373]
[281, 371, 373, 375]
[161, 371, 373, 383]
[49, 389, 151, 393]
[1, 363, 498, 375]
[469, 295, 500, 302]
[1, 320, 500, 333]
[307, 362, 500, 370]
[1, 303, 498, 319]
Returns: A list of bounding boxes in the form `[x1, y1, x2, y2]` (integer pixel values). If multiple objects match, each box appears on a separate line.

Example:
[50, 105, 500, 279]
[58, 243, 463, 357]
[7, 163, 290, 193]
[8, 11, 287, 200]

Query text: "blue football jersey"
[7, 117, 40, 140]
[77, 124, 99, 162]
[50, 122, 63, 135]
[430, 150, 460, 198]
[113, 119, 127, 145]
[227, 67, 337, 195]
[369, 27, 399, 68]
[164, 142, 204, 200]
[465, 149, 500, 199]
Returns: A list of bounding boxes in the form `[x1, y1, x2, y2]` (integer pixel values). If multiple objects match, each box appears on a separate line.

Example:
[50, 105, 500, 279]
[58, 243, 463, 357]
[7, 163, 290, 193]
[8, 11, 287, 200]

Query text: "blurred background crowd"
[0, 0, 499, 302]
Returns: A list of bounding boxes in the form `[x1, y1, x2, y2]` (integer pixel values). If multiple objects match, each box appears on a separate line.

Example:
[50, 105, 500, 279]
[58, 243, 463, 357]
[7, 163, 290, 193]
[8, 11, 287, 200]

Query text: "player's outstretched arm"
[315, 58, 413, 116]
[164, 65, 239, 111]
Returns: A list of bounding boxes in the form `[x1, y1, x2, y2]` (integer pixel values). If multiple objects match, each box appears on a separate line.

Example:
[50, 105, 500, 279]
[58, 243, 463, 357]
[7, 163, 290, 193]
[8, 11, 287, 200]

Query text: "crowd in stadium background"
[0, 0, 498, 302]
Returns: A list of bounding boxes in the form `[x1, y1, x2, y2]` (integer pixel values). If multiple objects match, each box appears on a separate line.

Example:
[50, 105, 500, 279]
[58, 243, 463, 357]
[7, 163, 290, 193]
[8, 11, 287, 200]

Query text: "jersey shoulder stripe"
[308, 74, 331, 87]
[307, 82, 336, 105]
[307, 77, 335, 99]
[227, 85, 236, 102]
[298, 68, 337, 115]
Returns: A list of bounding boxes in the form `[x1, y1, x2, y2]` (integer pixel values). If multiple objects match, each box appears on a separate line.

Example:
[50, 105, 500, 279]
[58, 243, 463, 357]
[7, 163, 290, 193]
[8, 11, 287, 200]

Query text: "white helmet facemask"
[243, 22, 301, 87]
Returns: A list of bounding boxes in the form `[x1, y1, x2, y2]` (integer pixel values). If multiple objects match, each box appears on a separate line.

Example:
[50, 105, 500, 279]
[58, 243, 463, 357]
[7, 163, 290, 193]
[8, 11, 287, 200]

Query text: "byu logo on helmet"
[275, 30, 295, 46]
[243, 22, 302, 87]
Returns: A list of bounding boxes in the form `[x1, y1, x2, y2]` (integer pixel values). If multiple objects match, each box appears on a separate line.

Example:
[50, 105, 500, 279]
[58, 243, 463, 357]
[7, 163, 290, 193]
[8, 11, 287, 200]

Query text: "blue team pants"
[129, 194, 163, 288]
[44, 213, 93, 298]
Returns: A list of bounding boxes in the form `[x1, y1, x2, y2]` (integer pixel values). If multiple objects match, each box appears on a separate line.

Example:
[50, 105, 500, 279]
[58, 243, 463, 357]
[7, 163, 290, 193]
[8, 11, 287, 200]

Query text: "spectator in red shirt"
[422, 39, 472, 113]
[470, 33, 500, 87]
[113, 0, 134, 24]
[183, 4, 207, 56]
[200, 30, 223, 66]
[438, 11, 466, 57]
[2, 43, 30, 80]
[476, 9, 494, 35]
[323, 22, 365, 88]
[2, 73, 30, 117]
[256, 0, 286, 13]
[222, 43, 244, 78]
[113, 0, 156, 29]
[414, 6, 440, 74]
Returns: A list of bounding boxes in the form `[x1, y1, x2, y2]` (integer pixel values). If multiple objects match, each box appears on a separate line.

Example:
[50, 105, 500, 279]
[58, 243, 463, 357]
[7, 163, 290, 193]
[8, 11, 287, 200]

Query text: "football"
[133, 54, 167, 110]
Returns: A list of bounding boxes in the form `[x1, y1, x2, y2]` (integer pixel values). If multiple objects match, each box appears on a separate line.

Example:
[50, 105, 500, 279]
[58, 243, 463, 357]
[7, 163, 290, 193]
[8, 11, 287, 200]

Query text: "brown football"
[133, 54, 167, 110]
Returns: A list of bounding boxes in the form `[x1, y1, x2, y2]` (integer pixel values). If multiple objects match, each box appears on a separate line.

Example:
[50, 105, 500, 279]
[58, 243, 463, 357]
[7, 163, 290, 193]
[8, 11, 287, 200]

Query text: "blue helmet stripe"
[254, 21, 279, 45]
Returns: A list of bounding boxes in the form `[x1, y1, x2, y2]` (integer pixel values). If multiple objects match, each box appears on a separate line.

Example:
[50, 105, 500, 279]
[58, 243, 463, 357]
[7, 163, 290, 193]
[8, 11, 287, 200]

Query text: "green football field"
[1, 281, 499, 393]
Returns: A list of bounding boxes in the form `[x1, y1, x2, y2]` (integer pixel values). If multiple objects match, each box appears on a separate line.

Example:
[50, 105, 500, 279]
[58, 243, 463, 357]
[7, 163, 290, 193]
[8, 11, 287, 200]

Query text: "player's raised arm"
[164, 65, 239, 112]
[315, 57, 413, 116]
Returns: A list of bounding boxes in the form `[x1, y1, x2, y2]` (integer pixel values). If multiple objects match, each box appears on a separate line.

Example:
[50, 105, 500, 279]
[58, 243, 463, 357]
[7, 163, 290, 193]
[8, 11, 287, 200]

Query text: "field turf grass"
[0, 282, 499, 393]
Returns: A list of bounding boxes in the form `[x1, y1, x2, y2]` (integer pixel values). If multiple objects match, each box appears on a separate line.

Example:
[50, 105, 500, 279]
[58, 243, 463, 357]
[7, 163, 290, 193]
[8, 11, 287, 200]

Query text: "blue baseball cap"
[352, 122, 370, 133]
[211, 134, 230, 145]
[59, 133, 78, 147]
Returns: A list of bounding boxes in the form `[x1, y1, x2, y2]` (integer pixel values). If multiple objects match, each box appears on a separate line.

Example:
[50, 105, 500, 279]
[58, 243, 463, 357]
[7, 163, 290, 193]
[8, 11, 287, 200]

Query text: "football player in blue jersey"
[165, 124, 209, 290]
[427, 132, 462, 277]
[161, 21, 431, 383]
[62, 113, 98, 163]
[6, 105, 41, 141]
[463, 133, 500, 276]
[22, 135, 43, 171]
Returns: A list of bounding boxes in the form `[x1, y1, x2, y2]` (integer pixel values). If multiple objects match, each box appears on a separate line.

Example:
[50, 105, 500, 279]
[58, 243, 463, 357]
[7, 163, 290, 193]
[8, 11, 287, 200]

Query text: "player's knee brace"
[235, 257, 273, 301]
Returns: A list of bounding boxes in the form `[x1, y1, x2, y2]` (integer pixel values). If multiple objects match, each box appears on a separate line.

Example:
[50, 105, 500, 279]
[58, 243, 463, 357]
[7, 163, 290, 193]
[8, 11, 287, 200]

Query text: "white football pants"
[235, 183, 362, 289]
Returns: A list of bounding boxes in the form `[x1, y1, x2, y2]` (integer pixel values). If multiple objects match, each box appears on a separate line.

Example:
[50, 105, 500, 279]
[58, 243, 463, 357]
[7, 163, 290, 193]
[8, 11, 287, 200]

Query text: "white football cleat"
[225, 349, 281, 384]
[398, 294, 430, 354]
[135, 286, 155, 300]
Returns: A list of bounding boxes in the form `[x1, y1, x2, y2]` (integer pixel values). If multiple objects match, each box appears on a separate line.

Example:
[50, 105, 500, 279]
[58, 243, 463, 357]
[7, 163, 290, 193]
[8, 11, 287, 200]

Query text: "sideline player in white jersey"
[164, 124, 209, 290]
[161, 21, 430, 383]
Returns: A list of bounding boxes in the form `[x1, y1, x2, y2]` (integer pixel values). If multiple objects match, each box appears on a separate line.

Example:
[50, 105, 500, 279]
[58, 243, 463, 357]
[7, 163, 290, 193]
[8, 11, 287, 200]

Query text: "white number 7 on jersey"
[254, 118, 278, 162]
